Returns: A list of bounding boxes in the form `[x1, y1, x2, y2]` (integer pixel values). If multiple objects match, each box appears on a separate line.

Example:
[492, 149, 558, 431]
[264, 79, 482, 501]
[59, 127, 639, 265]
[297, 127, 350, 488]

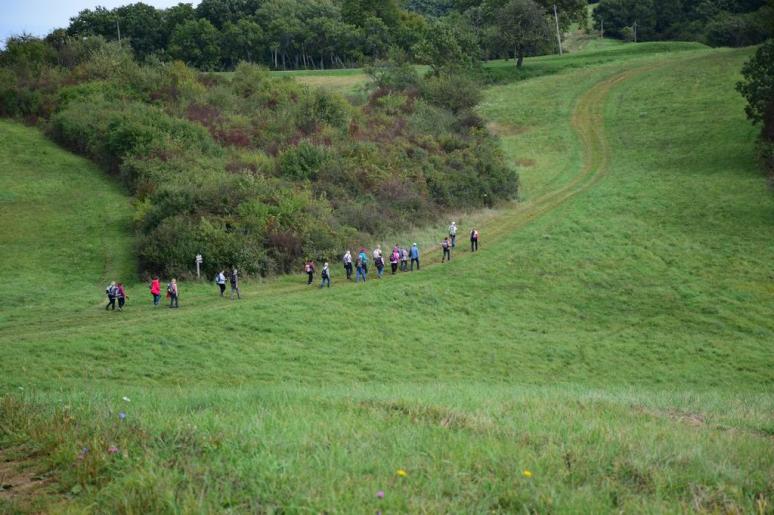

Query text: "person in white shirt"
[449, 221, 457, 248]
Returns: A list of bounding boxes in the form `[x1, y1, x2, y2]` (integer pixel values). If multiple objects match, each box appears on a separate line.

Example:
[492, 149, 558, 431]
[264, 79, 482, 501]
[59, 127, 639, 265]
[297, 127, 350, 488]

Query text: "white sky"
[1, 0, 201, 47]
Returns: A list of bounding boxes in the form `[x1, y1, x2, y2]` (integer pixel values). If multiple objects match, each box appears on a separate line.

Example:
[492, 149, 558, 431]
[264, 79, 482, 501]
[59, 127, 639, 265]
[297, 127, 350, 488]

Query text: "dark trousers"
[307, 271, 314, 285]
[450, 234, 456, 247]
[218, 283, 226, 296]
[391, 262, 398, 274]
[320, 275, 330, 288]
[152, 294, 160, 305]
[411, 258, 419, 271]
[442, 248, 451, 262]
[345, 263, 352, 279]
[400, 260, 408, 271]
[118, 297, 125, 309]
[106, 296, 116, 310]
[471, 239, 478, 252]
[169, 294, 178, 308]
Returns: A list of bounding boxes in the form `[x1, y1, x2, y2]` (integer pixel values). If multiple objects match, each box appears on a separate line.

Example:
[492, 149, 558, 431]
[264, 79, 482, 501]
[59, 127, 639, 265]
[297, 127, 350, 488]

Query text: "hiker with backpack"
[167, 279, 179, 308]
[304, 260, 315, 285]
[343, 250, 353, 280]
[410, 243, 420, 271]
[400, 247, 409, 272]
[449, 221, 457, 248]
[390, 246, 400, 274]
[150, 277, 161, 306]
[441, 237, 451, 262]
[116, 283, 127, 311]
[470, 228, 480, 252]
[320, 262, 331, 288]
[373, 245, 385, 279]
[358, 248, 369, 275]
[355, 253, 367, 283]
[215, 270, 226, 296]
[230, 268, 240, 299]
[105, 281, 117, 311]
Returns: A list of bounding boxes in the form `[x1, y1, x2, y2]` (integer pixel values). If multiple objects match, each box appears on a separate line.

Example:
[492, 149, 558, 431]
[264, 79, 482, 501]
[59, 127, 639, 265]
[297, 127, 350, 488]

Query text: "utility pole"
[600, 18, 604, 38]
[553, 4, 563, 56]
[633, 20, 637, 43]
[116, 19, 121, 45]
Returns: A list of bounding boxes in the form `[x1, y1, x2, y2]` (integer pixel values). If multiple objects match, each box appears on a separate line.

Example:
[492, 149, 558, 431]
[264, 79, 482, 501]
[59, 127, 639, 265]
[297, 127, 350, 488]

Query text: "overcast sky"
[1, 0, 200, 46]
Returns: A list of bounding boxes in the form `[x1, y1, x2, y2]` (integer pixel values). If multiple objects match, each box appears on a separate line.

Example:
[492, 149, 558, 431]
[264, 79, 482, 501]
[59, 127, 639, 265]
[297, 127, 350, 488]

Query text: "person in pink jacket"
[150, 277, 161, 306]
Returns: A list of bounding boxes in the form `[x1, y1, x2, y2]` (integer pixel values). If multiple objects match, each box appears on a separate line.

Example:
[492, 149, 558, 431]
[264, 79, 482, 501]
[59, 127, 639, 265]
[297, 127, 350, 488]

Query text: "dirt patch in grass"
[0, 449, 53, 504]
[515, 158, 536, 167]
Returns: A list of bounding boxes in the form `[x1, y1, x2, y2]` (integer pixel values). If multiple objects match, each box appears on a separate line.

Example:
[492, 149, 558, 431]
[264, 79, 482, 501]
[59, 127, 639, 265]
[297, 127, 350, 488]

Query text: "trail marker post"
[195, 254, 203, 279]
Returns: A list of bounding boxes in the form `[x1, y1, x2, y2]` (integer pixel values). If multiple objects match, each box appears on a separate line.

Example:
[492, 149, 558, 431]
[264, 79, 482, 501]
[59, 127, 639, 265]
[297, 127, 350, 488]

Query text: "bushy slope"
[1, 44, 772, 512]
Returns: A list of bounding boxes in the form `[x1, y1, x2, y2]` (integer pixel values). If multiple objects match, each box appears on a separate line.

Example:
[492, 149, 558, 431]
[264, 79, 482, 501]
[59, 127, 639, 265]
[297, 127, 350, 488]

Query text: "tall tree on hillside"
[67, 7, 117, 38]
[221, 19, 264, 67]
[168, 19, 222, 70]
[114, 3, 165, 60]
[490, 0, 549, 67]
[413, 15, 479, 74]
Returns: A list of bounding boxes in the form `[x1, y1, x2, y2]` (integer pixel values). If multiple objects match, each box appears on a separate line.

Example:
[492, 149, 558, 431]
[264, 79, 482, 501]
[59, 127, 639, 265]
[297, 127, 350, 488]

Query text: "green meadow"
[1, 42, 773, 512]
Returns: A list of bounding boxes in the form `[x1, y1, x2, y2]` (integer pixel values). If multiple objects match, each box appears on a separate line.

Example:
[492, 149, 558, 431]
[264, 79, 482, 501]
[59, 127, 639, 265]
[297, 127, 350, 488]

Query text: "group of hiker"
[104, 222, 481, 307]
[303, 222, 480, 288]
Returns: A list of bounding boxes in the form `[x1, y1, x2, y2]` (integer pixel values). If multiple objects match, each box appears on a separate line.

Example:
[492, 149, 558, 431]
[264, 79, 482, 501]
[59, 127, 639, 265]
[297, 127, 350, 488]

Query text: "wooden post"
[553, 4, 563, 55]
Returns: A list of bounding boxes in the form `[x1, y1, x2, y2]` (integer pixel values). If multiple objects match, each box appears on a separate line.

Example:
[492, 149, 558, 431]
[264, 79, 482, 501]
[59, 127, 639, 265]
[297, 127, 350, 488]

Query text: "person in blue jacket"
[410, 243, 420, 271]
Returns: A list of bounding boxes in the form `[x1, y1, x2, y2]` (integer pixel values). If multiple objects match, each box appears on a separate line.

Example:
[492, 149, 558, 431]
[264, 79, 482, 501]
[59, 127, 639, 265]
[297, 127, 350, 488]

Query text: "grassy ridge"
[1, 44, 773, 512]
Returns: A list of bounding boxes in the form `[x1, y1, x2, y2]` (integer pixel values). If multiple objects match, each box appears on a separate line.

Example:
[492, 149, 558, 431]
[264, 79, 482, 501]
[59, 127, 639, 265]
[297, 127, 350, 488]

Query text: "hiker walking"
[105, 281, 117, 311]
[441, 237, 451, 262]
[390, 246, 400, 274]
[304, 259, 315, 285]
[449, 221, 457, 248]
[167, 279, 179, 308]
[320, 262, 331, 288]
[358, 248, 369, 275]
[149, 277, 161, 306]
[400, 247, 409, 272]
[230, 268, 241, 299]
[355, 254, 367, 283]
[373, 245, 384, 279]
[116, 283, 127, 311]
[215, 270, 226, 296]
[410, 243, 420, 271]
[343, 250, 353, 280]
[470, 228, 479, 252]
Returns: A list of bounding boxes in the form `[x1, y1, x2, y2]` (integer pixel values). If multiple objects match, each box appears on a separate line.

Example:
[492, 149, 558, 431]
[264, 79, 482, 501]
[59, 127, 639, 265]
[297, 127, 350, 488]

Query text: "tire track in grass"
[0, 65, 655, 341]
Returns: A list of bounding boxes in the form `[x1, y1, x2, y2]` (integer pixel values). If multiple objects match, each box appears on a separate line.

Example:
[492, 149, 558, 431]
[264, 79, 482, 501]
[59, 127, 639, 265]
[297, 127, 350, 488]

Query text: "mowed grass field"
[1, 43, 773, 513]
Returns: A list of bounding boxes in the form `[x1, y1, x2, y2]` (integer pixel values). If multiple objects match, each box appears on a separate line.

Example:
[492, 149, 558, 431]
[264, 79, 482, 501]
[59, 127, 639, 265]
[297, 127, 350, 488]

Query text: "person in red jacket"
[150, 277, 161, 306]
[116, 283, 128, 311]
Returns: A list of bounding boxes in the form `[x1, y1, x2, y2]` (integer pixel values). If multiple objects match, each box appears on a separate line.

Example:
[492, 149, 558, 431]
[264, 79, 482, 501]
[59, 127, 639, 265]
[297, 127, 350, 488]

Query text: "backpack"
[442, 240, 449, 249]
[167, 283, 174, 294]
[375, 256, 384, 267]
[322, 268, 329, 279]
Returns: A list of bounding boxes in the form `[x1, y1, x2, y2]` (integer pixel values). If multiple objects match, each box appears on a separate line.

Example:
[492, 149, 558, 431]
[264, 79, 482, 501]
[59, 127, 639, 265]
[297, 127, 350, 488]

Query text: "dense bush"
[593, 0, 773, 46]
[737, 39, 774, 186]
[0, 44, 518, 277]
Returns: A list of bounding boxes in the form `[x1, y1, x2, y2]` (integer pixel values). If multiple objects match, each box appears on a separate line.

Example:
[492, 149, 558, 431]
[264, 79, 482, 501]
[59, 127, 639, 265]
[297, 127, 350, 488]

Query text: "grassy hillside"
[0, 121, 134, 328]
[1, 44, 773, 512]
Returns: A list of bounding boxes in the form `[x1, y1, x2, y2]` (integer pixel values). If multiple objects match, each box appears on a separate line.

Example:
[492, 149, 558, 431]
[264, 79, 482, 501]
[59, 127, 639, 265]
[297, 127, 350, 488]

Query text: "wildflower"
[376, 490, 385, 499]
[522, 469, 533, 478]
[122, 396, 131, 402]
[77, 447, 89, 460]
[119, 411, 126, 421]
[108, 446, 119, 454]
[396, 469, 407, 478]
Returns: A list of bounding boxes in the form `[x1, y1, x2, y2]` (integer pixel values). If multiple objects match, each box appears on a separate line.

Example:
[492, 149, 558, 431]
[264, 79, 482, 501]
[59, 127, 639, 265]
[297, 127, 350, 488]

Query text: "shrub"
[421, 72, 482, 114]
